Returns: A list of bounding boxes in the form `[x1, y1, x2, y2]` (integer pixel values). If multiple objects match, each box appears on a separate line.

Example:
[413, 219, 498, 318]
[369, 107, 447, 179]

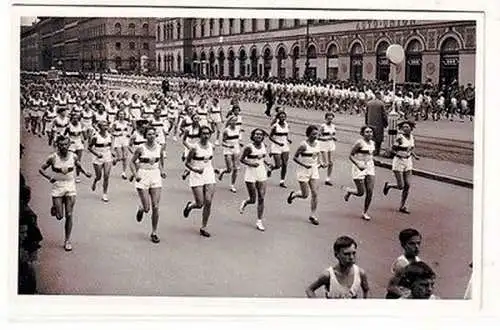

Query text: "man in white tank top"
[306, 236, 369, 299]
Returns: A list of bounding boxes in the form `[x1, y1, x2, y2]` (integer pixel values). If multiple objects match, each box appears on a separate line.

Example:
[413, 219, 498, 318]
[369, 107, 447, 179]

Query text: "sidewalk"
[113, 85, 475, 188]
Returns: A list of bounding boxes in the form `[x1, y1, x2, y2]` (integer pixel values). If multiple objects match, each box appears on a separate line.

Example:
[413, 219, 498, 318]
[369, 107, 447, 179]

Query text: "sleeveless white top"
[137, 143, 162, 170]
[223, 126, 240, 148]
[271, 122, 289, 145]
[51, 152, 76, 182]
[326, 265, 362, 299]
[93, 132, 112, 157]
[67, 123, 84, 144]
[298, 140, 320, 167]
[394, 134, 414, 158]
[354, 139, 375, 164]
[112, 121, 129, 137]
[245, 143, 267, 167]
[319, 123, 336, 141]
[191, 142, 214, 170]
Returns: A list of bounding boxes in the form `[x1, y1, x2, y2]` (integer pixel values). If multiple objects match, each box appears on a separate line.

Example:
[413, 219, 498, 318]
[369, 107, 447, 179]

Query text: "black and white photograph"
[11, 2, 490, 320]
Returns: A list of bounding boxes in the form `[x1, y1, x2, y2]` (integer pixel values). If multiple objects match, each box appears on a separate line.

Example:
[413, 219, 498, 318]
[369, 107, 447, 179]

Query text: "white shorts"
[51, 180, 77, 197]
[45, 121, 53, 132]
[319, 140, 336, 152]
[93, 151, 113, 165]
[189, 166, 216, 187]
[296, 165, 320, 182]
[135, 168, 162, 189]
[82, 121, 92, 130]
[270, 142, 290, 154]
[155, 136, 166, 146]
[69, 140, 84, 152]
[199, 118, 209, 127]
[392, 156, 413, 172]
[211, 113, 222, 124]
[113, 136, 129, 149]
[351, 161, 375, 180]
[223, 145, 240, 156]
[244, 164, 267, 183]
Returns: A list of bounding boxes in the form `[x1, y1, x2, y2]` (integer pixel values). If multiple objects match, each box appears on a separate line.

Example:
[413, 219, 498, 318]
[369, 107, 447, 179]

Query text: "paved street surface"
[21, 89, 473, 299]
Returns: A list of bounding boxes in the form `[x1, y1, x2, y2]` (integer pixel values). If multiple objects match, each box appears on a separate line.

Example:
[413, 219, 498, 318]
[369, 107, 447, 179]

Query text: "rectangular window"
[129, 42, 135, 50]
[115, 42, 121, 50]
[240, 19, 245, 33]
[279, 19, 285, 29]
[219, 19, 224, 35]
[264, 19, 270, 31]
[252, 19, 257, 32]
[143, 43, 149, 50]
[229, 19, 234, 34]
[294, 19, 300, 27]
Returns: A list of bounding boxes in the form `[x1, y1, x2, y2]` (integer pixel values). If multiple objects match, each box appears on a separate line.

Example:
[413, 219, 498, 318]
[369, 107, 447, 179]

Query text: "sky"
[20, 16, 37, 26]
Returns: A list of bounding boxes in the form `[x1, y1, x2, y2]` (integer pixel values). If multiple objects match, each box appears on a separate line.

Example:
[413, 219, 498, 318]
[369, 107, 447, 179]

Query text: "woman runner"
[111, 109, 130, 180]
[64, 112, 85, 183]
[318, 112, 337, 186]
[39, 135, 91, 251]
[129, 126, 167, 244]
[88, 121, 115, 202]
[342, 126, 376, 221]
[268, 111, 291, 188]
[182, 126, 217, 238]
[382, 121, 420, 213]
[286, 125, 322, 226]
[217, 116, 241, 193]
[239, 128, 270, 231]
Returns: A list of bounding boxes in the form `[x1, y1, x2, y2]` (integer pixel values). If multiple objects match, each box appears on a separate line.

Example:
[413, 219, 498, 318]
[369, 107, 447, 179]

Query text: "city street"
[21, 99, 473, 299]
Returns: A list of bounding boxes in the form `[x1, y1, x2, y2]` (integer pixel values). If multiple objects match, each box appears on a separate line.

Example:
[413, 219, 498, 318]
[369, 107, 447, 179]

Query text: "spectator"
[365, 91, 388, 156]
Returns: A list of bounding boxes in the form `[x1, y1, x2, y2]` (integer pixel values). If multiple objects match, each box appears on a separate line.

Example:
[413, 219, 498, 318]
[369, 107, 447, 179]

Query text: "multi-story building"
[20, 17, 156, 72]
[20, 25, 41, 71]
[155, 18, 476, 86]
[79, 17, 156, 72]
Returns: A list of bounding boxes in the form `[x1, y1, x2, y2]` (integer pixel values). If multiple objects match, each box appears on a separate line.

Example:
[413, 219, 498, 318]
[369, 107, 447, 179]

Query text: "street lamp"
[304, 19, 310, 80]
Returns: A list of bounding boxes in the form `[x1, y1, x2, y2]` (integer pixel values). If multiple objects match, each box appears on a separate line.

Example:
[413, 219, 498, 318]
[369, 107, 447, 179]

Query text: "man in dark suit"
[365, 91, 388, 156]
[162, 78, 170, 96]
[263, 84, 274, 117]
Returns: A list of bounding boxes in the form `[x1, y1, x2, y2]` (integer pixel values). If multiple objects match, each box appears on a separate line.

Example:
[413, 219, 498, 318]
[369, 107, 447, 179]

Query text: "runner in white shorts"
[268, 111, 291, 188]
[382, 121, 419, 214]
[111, 110, 130, 180]
[216, 116, 241, 193]
[182, 126, 216, 238]
[64, 112, 85, 183]
[129, 126, 166, 244]
[342, 126, 376, 221]
[286, 125, 322, 226]
[209, 98, 223, 145]
[39, 135, 91, 251]
[318, 112, 337, 186]
[181, 113, 201, 180]
[239, 128, 270, 232]
[88, 120, 115, 202]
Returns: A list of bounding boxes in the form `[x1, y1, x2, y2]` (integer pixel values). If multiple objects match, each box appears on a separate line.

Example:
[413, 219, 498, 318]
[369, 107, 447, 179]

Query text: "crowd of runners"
[19, 73, 473, 299]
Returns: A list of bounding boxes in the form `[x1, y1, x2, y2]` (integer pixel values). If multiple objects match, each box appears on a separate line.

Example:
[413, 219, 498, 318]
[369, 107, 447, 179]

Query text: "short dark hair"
[360, 125, 373, 135]
[333, 236, 357, 254]
[402, 261, 435, 286]
[250, 128, 266, 141]
[399, 228, 422, 246]
[305, 125, 319, 137]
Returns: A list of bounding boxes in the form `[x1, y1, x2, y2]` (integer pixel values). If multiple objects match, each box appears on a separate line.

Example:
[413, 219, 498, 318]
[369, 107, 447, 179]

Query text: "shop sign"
[407, 58, 422, 66]
[378, 58, 389, 66]
[441, 55, 459, 67]
[352, 59, 363, 66]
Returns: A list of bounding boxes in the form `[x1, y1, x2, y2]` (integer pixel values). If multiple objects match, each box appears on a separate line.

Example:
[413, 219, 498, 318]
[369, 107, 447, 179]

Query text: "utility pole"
[304, 19, 310, 80]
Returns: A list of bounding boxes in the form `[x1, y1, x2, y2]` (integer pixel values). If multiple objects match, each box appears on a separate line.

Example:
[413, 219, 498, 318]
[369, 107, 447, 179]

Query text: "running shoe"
[102, 194, 109, 202]
[399, 207, 411, 214]
[183, 201, 192, 218]
[121, 172, 127, 180]
[136, 208, 144, 222]
[230, 185, 237, 193]
[267, 169, 272, 177]
[239, 200, 247, 214]
[287, 191, 294, 204]
[181, 171, 189, 181]
[64, 241, 72, 252]
[75, 177, 81, 183]
[279, 182, 287, 188]
[325, 180, 333, 186]
[150, 233, 160, 244]
[91, 180, 97, 191]
[383, 182, 390, 196]
[217, 170, 225, 181]
[309, 216, 320, 226]
[199, 228, 211, 238]
[362, 213, 371, 221]
[256, 220, 266, 232]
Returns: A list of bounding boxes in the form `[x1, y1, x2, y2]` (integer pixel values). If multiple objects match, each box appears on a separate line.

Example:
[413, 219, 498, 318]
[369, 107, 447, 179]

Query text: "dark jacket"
[365, 99, 388, 143]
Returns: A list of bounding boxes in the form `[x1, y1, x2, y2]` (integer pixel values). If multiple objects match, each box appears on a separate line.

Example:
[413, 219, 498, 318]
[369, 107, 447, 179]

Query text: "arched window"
[229, 19, 234, 34]
[142, 23, 148, 35]
[163, 24, 167, 40]
[350, 42, 364, 83]
[307, 44, 317, 59]
[326, 43, 339, 80]
[209, 19, 214, 36]
[163, 54, 167, 71]
[264, 19, 270, 31]
[177, 22, 181, 39]
[201, 20, 205, 37]
[406, 39, 423, 83]
[157, 54, 161, 70]
[239, 49, 247, 76]
[128, 23, 136, 35]
[218, 50, 225, 77]
[114, 22, 121, 35]
[192, 24, 197, 39]
[115, 56, 122, 68]
[276, 47, 287, 79]
[376, 41, 390, 81]
[440, 37, 460, 87]
[219, 19, 224, 35]
[292, 46, 300, 78]
[129, 56, 137, 70]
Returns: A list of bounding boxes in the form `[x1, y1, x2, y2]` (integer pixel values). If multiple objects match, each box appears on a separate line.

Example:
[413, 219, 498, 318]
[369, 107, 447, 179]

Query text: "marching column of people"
[20, 76, 471, 298]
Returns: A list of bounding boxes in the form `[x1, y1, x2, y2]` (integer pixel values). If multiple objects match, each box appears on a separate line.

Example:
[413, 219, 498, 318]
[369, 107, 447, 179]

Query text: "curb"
[373, 159, 473, 189]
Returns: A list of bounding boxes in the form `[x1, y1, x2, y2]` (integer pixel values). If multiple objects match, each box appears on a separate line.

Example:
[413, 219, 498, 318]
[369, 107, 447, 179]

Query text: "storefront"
[405, 39, 423, 83]
[440, 37, 460, 86]
[350, 42, 363, 83]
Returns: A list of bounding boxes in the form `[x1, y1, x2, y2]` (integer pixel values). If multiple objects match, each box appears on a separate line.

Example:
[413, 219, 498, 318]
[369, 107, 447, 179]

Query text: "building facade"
[20, 25, 41, 71]
[20, 17, 156, 72]
[155, 19, 476, 86]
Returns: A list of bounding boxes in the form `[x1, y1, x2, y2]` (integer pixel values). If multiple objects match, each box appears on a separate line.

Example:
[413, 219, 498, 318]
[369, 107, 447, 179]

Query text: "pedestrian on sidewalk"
[365, 91, 387, 156]
[129, 126, 166, 244]
[39, 135, 92, 251]
[305, 236, 370, 298]
[382, 120, 420, 214]
[342, 126, 376, 221]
